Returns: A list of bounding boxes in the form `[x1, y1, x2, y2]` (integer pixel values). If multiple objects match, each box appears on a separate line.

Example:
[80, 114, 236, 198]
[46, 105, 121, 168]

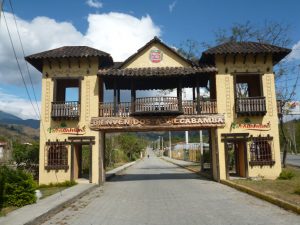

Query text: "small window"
[235, 74, 262, 98]
[45, 142, 69, 170]
[249, 136, 274, 166]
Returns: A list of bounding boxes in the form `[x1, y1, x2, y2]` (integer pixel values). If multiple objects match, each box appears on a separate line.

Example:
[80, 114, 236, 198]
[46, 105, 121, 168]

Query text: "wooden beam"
[47, 59, 52, 69]
[177, 79, 182, 112]
[131, 79, 136, 113]
[192, 87, 196, 101]
[243, 54, 247, 64]
[223, 54, 227, 64]
[233, 54, 237, 64]
[196, 78, 200, 114]
[253, 54, 257, 64]
[113, 79, 117, 116]
[264, 53, 268, 64]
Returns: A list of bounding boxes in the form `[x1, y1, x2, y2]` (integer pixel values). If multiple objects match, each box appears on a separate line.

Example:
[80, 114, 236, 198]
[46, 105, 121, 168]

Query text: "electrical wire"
[7, 0, 47, 138]
[2, 10, 49, 138]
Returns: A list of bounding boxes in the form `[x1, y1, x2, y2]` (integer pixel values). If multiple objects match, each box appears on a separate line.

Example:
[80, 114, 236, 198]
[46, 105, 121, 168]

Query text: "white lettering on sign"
[90, 115, 225, 131]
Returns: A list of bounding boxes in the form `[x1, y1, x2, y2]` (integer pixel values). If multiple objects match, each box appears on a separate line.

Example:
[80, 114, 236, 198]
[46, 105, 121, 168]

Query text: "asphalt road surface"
[284, 153, 300, 167]
[42, 151, 299, 225]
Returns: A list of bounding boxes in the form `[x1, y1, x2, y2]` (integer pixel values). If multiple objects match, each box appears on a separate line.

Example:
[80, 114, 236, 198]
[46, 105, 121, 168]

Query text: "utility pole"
[199, 130, 204, 171]
[169, 131, 172, 158]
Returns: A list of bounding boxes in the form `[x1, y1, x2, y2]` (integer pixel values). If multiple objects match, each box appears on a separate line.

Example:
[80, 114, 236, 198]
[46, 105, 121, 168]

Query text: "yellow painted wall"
[123, 42, 190, 68]
[214, 53, 282, 180]
[39, 57, 102, 185]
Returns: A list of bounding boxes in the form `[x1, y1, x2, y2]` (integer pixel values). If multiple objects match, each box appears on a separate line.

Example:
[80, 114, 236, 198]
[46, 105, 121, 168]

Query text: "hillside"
[0, 111, 39, 129]
[0, 123, 39, 143]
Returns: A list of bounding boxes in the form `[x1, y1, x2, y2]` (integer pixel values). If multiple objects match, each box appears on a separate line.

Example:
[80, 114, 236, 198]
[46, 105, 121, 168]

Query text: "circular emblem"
[149, 49, 163, 63]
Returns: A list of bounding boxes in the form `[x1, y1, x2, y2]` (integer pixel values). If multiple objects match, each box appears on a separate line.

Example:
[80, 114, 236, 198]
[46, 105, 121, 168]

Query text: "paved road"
[42, 152, 299, 225]
[282, 153, 300, 167]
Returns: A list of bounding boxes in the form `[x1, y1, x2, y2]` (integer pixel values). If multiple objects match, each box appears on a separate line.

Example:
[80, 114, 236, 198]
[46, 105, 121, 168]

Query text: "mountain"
[0, 111, 39, 129]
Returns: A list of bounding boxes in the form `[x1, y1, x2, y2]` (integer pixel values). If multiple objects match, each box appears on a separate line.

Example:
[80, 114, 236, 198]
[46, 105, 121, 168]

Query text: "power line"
[7, 0, 47, 138]
[2, 11, 41, 122]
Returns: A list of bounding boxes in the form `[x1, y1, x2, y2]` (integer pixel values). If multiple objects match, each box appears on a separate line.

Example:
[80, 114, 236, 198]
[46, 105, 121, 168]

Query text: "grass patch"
[0, 206, 18, 217]
[39, 187, 68, 199]
[278, 170, 295, 180]
[232, 166, 300, 207]
[38, 180, 77, 188]
[38, 180, 77, 199]
[106, 162, 129, 172]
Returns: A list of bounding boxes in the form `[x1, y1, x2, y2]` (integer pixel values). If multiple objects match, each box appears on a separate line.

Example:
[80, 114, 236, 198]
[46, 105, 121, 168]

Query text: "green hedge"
[0, 166, 37, 209]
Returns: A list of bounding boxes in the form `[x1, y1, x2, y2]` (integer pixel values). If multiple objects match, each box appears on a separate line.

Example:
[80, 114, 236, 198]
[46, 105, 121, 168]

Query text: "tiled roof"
[203, 42, 291, 55]
[201, 41, 291, 65]
[26, 46, 110, 59]
[98, 65, 216, 77]
[25, 46, 113, 72]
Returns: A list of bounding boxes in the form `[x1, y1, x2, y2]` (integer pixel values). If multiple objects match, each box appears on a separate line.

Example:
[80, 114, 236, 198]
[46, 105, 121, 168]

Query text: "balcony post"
[131, 80, 136, 113]
[177, 79, 182, 112]
[196, 78, 200, 114]
[193, 87, 196, 101]
[113, 79, 117, 116]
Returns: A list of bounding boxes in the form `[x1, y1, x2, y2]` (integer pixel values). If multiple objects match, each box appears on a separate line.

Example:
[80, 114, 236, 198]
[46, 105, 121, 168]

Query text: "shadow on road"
[108, 172, 209, 182]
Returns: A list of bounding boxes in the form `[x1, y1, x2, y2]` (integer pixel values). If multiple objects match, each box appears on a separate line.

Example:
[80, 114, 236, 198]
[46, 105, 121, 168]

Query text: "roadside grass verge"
[38, 180, 77, 199]
[232, 166, 300, 207]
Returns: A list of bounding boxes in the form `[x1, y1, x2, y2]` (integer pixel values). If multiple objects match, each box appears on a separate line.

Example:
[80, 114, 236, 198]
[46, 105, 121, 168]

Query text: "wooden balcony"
[133, 97, 180, 115]
[99, 98, 217, 117]
[51, 101, 80, 120]
[235, 97, 266, 116]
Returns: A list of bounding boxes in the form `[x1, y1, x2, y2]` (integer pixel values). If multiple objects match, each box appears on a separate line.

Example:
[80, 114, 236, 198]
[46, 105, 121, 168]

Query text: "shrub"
[294, 187, 300, 195]
[0, 166, 37, 208]
[38, 180, 77, 188]
[277, 170, 295, 180]
[0, 168, 6, 209]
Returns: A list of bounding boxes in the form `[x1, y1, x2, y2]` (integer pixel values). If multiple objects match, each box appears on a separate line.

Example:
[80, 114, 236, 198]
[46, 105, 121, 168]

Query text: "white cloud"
[168, 1, 177, 13]
[0, 11, 160, 85]
[86, 0, 103, 9]
[0, 89, 40, 120]
[0, 11, 160, 119]
[85, 13, 161, 61]
[0, 12, 87, 85]
[288, 40, 300, 60]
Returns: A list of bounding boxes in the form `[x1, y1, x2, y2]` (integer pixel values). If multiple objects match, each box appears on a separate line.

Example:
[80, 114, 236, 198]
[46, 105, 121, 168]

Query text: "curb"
[162, 157, 300, 215]
[220, 180, 300, 215]
[106, 159, 140, 181]
[161, 157, 212, 180]
[24, 159, 141, 225]
[25, 184, 97, 225]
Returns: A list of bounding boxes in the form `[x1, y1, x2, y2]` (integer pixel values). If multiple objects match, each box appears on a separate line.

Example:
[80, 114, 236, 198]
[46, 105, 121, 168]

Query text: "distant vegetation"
[104, 133, 148, 169]
[0, 111, 39, 129]
[279, 119, 300, 153]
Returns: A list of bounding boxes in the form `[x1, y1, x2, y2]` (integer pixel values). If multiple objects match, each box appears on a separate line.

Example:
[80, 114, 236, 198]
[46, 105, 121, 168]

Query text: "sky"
[0, 0, 299, 119]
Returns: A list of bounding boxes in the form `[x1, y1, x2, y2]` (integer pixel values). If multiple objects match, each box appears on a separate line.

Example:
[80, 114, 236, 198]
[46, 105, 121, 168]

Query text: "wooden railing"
[182, 100, 217, 115]
[99, 102, 131, 117]
[99, 98, 217, 117]
[51, 101, 80, 119]
[135, 97, 179, 113]
[235, 97, 266, 115]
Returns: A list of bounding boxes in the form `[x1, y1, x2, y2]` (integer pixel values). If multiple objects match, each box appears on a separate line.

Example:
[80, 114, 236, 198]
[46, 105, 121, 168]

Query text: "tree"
[12, 142, 39, 175]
